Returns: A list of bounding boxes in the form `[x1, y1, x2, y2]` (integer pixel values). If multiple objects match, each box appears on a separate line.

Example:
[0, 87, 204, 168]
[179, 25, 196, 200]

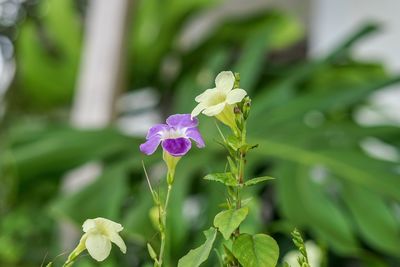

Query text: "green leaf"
[296, 164, 359, 254]
[276, 162, 359, 255]
[223, 244, 236, 264]
[227, 156, 238, 174]
[174, 48, 230, 113]
[342, 185, 400, 255]
[233, 30, 268, 92]
[168, 154, 213, 255]
[213, 207, 249, 240]
[252, 75, 400, 130]
[234, 13, 303, 92]
[325, 23, 379, 61]
[274, 163, 308, 225]
[253, 138, 400, 201]
[18, 0, 82, 108]
[244, 176, 275, 187]
[6, 127, 135, 182]
[204, 173, 238, 187]
[251, 24, 383, 118]
[177, 227, 217, 267]
[204, 173, 274, 189]
[214, 248, 223, 267]
[232, 233, 279, 267]
[50, 162, 129, 223]
[241, 197, 253, 206]
[226, 135, 241, 151]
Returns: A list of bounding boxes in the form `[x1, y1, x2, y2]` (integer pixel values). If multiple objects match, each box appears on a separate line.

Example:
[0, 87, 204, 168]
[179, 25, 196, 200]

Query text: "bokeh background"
[1, 0, 400, 266]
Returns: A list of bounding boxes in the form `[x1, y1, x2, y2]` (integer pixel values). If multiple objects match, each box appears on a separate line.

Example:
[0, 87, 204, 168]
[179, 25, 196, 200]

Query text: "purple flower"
[140, 114, 205, 157]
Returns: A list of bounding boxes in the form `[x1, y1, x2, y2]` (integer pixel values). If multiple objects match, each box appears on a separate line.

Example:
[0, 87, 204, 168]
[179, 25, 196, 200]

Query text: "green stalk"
[61, 238, 86, 267]
[145, 155, 178, 267]
[232, 115, 247, 267]
[158, 183, 173, 267]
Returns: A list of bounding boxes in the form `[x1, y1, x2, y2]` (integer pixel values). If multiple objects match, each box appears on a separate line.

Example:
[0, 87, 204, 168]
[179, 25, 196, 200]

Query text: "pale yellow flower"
[77, 217, 127, 262]
[191, 71, 247, 129]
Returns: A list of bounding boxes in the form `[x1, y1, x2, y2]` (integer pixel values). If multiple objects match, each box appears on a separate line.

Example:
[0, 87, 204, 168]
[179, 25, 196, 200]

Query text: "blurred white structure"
[61, 0, 132, 251]
[71, 0, 131, 127]
[310, 0, 400, 70]
[283, 241, 322, 267]
[0, 36, 15, 119]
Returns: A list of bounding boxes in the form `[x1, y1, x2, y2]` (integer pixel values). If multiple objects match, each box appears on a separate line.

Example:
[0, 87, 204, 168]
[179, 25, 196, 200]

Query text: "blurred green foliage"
[1, 0, 400, 266]
[16, 0, 82, 109]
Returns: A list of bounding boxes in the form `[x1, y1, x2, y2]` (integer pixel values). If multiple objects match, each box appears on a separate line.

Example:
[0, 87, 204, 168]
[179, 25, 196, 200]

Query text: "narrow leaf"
[227, 156, 238, 173]
[244, 176, 275, 187]
[178, 227, 217, 267]
[342, 185, 400, 255]
[204, 173, 238, 187]
[226, 135, 241, 151]
[253, 138, 400, 201]
[214, 207, 249, 240]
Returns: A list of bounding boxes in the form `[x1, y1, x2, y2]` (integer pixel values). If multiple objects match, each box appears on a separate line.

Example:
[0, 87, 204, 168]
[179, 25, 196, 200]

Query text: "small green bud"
[153, 191, 160, 205]
[243, 97, 251, 120]
[234, 72, 240, 89]
[149, 206, 161, 230]
[147, 243, 158, 260]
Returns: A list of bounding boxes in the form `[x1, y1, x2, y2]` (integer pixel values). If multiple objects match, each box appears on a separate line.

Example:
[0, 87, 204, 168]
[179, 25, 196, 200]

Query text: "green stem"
[62, 252, 79, 267]
[62, 243, 85, 267]
[233, 118, 247, 267]
[62, 259, 74, 267]
[158, 183, 173, 267]
[236, 119, 247, 206]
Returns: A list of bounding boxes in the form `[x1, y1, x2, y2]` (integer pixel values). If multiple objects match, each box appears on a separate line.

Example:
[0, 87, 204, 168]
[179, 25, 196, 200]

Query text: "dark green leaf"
[50, 162, 129, 223]
[295, 164, 359, 254]
[253, 138, 400, 201]
[342, 185, 400, 255]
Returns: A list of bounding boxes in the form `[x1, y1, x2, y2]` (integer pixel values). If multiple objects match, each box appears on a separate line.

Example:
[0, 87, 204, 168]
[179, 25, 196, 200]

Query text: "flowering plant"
[176, 71, 279, 267]
[139, 71, 303, 267]
[140, 114, 205, 266]
[46, 71, 309, 267]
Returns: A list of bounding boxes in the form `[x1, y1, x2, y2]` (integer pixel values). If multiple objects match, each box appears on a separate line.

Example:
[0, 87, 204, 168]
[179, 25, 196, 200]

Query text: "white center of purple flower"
[161, 128, 185, 139]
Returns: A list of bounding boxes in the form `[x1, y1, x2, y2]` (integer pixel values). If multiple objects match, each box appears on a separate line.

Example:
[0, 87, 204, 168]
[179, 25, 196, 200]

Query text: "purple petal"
[146, 124, 169, 139]
[166, 114, 198, 129]
[185, 128, 205, 148]
[162, 138, 192, 157]
[140, 136, 161, 155]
